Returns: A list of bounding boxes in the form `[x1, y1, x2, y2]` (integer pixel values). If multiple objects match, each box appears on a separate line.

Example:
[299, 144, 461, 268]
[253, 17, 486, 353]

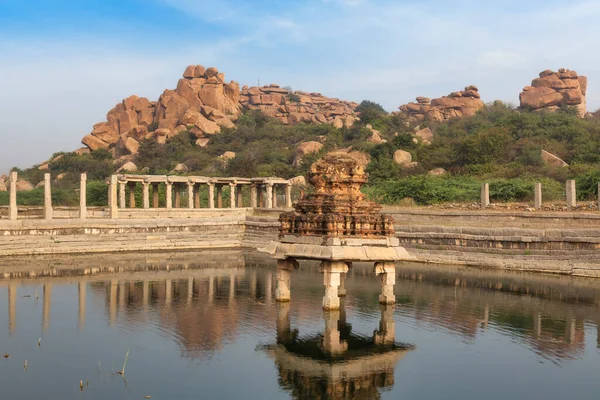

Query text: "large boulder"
[116, 161, 138, 173]
[289, 176, 307, 186]
[0, 178, 6, 192]
[294, 141, 324, 167]
[393, 150, 412, 166]
[414, 127, 433, 143]
[520, 69, 587, 117]
[171, 163, 189, 174]
[16, 180, 34, 192]
[541, 150, 568, 167]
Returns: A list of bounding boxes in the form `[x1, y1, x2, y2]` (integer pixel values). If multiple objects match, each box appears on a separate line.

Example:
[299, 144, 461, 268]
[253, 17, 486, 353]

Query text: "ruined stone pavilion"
[262, 153, 414, 310]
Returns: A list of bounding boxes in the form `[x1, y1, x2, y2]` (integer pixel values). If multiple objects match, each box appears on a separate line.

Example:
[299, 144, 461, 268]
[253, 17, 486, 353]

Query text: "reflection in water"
[2, 252, 600, 399]
[266, 301, 413, 399]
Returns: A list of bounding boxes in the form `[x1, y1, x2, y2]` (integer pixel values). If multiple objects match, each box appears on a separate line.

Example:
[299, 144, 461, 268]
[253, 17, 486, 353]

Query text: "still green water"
[1, 251, 600, 399]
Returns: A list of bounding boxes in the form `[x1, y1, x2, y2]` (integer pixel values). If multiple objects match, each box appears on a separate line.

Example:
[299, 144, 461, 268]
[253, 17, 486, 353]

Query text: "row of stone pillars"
[275, 259, 396, 310]
[108, 175, 293, 217]
[5, 171, 88, 220]
[481, 180, 600, 211]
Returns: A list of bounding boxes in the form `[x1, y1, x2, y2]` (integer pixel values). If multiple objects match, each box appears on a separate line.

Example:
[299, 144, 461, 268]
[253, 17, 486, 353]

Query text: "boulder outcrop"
[82, 65, 241, 155]
[240, 84, 358, 127]
[519, 69, 587, 117]
[0, 177, 6, 192]
[395, 86, 484, 124]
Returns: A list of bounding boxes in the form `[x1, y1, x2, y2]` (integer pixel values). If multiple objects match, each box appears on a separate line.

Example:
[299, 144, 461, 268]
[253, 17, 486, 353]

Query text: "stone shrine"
[262, 153, 414, 310]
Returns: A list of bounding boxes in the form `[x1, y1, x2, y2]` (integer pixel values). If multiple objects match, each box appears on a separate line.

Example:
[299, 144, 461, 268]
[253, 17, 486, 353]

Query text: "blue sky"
[1, 0, 600, 173]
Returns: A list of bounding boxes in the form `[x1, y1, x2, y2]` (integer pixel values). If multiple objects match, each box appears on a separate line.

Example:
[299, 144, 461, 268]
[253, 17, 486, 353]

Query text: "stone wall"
[3, 205, 600, 277]
[519, 69, 587, 117]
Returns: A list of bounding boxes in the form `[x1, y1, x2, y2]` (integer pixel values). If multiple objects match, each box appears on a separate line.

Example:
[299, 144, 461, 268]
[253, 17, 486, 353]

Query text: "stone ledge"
[260, 241, 415, 262]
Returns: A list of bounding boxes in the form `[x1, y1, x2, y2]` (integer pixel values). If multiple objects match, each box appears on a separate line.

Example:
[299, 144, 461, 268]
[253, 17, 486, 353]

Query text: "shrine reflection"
[265, 300, 413, 400]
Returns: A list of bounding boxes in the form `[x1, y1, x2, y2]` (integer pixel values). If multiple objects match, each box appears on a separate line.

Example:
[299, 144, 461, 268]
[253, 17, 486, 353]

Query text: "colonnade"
[108, 175, 293, 217]
[3, 172, 293, 220]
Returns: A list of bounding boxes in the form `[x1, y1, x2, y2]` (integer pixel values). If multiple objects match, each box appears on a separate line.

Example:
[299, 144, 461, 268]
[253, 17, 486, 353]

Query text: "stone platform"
[262, 235, 415, 261]
[261, 234, 415, 310]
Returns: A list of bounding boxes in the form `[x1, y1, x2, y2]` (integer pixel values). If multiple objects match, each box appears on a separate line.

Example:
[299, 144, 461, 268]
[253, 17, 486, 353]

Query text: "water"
[1, 250, 600, 399]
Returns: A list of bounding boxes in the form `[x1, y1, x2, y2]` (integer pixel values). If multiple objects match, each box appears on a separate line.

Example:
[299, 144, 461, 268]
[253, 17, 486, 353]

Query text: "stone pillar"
[374, 262, 396, 305]
[78, 281, 86, 330]
[275, 258, 299, 302]
[208, 275, 215, 304]
[109, 175, 118, 219]
[208, 183, 215, 209]
[481, 183, 489, 210]
[119, 181, 126, 209]
[323, 310, 347, 355]
[79, 173, 87, 219]
[320, 261, 349, 311]
[249, 270, 257, 299]
[43, 283, 52, 332]
[338, 272, 347, 297]
[272, 185, 278, 208]
[8, 282, 16, 335]
[265, 271, 272, 305]
[276, 302, 291, 344]
[118, 281, 126, 313]
[174, 185, 181, 208]
[142, 183, 150, 209]
[229, 273, 235, 301]
[534, 182, 542, 210]
[194, 185, 200, 208]
[187, 277, 194, 305]
[374, 304, 395, 345]
[482, 304, 489, 329]
[237, 185, 244, 208]
[8, 171, 17, 220]
[166, 182, 173, 209]
[152, 184, 159, 208]
[187, 183, 194, 209]
[44, 173, 53, 220]
[109, 280, 117, 326]
[266, 183, 274, 208]
[216, 185, 223, 208]
[251, 185, 258, 208]
[258, 186, 264, 207]
[566, 179, 576, 211]
[285, 184, 292, 208]
[142, 280, 149, 309]
[534, 312, 542, 338]
[128, 182, 136, 208]
[165, 279, 172, 306]
[229, 183, 236, 209]
[566, 316, 576, 344]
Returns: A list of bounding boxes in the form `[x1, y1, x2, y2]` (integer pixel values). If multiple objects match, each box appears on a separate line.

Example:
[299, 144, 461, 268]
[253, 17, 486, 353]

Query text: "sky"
[1, 0, 600, 174]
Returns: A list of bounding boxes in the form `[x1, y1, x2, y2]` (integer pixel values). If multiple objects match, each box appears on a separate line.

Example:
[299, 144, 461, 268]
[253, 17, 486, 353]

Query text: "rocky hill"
[519, 68, 587, 117]
[80, 65, 358, 157]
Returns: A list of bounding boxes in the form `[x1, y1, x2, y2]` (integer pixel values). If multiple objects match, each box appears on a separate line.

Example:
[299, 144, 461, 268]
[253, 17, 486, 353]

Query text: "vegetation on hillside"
[4, 100, 600, 207]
